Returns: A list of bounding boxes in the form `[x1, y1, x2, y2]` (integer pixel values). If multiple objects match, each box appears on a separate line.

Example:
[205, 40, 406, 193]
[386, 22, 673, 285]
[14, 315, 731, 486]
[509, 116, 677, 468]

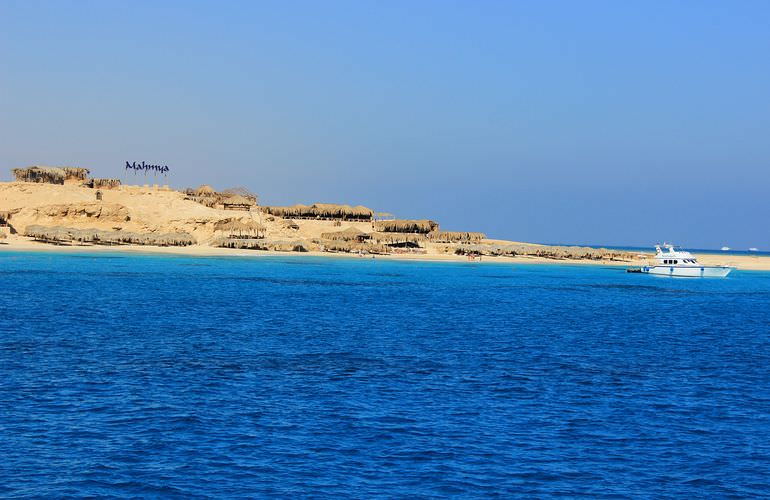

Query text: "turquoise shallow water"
[1, 251, 769, 497]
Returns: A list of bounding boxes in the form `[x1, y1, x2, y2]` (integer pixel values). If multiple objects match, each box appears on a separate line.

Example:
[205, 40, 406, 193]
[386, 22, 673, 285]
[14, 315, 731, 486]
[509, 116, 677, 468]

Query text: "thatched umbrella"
[24, 225, 47, 239]
[351, 205, 374, 219]
[320, 226, 369, 241]
[321, 240, 389, 254]
[70, 228, 100, 243]
[152, 232, 196, 246]
[221, 194, 256, 209]
[281, 219, 299, 230]
[263, 204, 309, 218]
[26, 225, 73, 243]
[214, 218, 264, 237]
[195, 184, 215, 196]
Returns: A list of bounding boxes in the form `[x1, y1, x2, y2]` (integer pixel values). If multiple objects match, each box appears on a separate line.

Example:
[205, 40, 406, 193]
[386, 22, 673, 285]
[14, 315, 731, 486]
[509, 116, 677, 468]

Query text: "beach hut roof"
[370, 232, 427, 244]
[222, 194, 255, 206]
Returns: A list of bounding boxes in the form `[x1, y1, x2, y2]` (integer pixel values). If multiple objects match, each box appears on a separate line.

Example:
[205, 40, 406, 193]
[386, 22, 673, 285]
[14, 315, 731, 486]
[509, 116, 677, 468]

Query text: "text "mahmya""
[126, 161, 169, 173]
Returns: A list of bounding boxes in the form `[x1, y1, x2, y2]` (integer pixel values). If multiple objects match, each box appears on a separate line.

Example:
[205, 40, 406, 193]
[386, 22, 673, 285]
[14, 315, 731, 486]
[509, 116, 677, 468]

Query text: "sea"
[1, 251, 769, 498]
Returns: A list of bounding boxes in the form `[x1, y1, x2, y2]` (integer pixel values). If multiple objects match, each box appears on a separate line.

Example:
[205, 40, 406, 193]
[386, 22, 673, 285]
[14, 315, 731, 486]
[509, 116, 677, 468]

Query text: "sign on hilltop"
[125, 161, 169, 175]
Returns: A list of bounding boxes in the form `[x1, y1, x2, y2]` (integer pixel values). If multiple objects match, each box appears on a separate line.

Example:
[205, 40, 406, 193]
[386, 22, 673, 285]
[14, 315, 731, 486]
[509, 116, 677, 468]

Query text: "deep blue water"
[1, 251, 769, 498]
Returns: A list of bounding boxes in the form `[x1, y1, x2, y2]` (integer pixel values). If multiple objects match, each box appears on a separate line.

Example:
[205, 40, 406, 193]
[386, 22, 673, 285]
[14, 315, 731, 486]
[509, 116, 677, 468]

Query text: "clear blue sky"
[1, 1, 768, 249]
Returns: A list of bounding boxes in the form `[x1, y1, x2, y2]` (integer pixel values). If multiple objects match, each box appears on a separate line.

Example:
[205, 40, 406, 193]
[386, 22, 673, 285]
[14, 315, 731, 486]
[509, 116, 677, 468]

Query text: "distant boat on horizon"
[721, 246, 731, 251]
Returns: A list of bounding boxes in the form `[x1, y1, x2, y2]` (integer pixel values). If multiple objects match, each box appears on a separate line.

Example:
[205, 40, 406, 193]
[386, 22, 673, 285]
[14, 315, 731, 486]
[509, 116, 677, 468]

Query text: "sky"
[1, 0, 768, 249]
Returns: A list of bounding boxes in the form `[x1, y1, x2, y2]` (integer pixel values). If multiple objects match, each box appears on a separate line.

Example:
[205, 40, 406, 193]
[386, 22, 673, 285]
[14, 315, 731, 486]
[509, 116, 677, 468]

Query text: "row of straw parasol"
[320, 240, 390, 254]
[214, 237, 311, 252]
[262, 203, 373, 221]
[320, 227, 432, 244]
[24, 225, 195, 247]
[427, 231, 486, 243]
[453, 243, 635, 261]
[186, 185, 257, 209]
[214, 236, 390, 255]
[373, 219, 439, 234]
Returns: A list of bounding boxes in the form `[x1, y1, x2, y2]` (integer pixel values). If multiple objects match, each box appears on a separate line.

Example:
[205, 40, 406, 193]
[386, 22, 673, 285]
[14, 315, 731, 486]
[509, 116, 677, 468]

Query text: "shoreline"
[3, 237, 769, 270]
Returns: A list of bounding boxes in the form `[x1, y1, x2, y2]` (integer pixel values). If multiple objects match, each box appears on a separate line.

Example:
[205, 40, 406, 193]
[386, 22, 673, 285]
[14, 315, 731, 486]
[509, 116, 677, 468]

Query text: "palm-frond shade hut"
[11, 166, 90, 184]
[281, 219, 300, 230]
[369, 232, 427, 248]
[321, 240, 389, 254]
[222, 194, 256, 211]
[373, 219, 438, 234]
[320, 226, 370, 242]
[87, 178, 122, 189]
[62, 167, 90, 182]
[263, 203, 374, 221]
[214, 218, 265, 238]
[428, 231, 486, 243]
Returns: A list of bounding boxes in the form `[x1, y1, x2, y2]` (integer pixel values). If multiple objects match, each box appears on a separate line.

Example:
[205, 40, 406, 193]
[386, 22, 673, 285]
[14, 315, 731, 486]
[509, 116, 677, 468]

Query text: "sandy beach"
[2, 229, 768, 271]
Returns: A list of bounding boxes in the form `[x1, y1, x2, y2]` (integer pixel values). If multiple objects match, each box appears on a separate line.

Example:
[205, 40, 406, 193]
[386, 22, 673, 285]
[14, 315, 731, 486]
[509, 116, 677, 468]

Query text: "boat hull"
[642, 265, 732, 277]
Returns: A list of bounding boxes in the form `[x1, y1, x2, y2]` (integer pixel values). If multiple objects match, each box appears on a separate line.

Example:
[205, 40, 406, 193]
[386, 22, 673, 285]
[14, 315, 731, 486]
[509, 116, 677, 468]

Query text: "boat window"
[674, 260, 678, 264]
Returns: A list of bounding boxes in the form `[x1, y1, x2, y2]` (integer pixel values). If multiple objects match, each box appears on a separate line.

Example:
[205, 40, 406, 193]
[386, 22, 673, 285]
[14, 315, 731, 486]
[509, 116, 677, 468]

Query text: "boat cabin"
[654, 244, 701, 267]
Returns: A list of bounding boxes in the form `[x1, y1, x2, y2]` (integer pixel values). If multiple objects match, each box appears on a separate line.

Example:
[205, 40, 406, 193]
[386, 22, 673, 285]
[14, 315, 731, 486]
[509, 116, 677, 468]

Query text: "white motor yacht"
[641, 244, 733, 277]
